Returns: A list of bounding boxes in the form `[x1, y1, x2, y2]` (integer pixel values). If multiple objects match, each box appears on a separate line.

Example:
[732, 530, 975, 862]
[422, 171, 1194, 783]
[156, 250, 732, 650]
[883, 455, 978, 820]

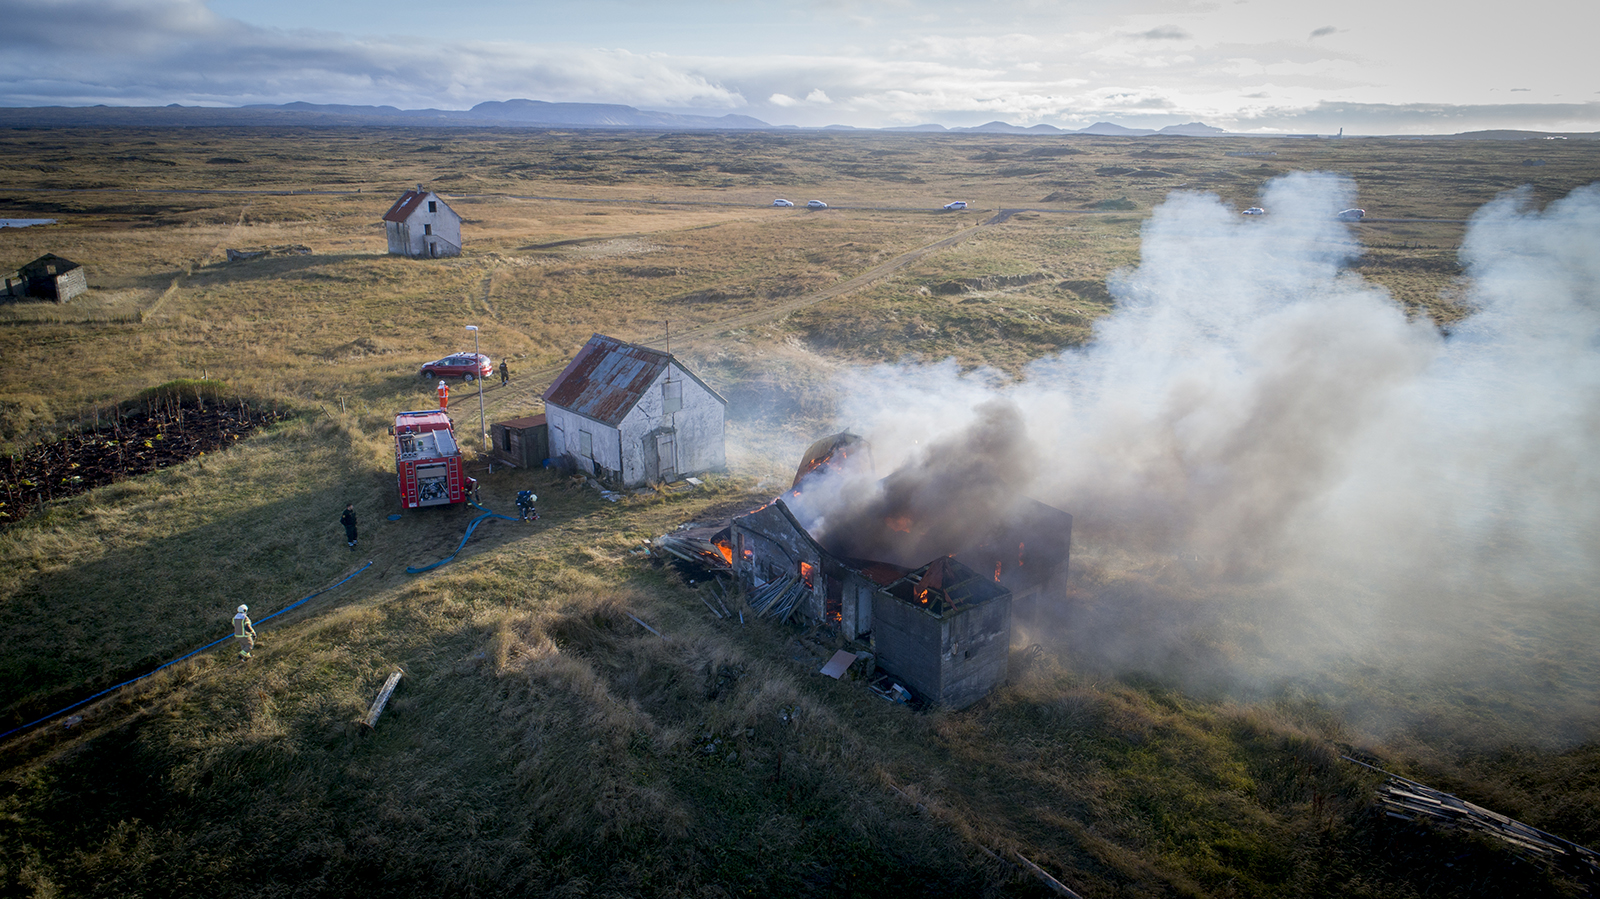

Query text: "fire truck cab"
[393, 410, 477, 508]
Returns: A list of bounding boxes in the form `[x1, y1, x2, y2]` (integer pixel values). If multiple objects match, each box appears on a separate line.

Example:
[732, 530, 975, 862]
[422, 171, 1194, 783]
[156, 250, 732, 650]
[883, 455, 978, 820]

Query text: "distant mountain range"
[0, 100, 1590, 139]
[0, 99, 773, 130]
[0, 100, 1232, 135]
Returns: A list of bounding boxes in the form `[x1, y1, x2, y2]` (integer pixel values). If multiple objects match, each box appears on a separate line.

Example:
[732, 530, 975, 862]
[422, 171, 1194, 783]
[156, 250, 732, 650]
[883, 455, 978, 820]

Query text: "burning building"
[727, 431, 1071, 709]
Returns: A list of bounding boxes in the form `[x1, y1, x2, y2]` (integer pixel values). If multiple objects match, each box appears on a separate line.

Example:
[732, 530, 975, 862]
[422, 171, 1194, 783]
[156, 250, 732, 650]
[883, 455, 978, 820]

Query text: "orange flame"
[886, 516, 912, 533]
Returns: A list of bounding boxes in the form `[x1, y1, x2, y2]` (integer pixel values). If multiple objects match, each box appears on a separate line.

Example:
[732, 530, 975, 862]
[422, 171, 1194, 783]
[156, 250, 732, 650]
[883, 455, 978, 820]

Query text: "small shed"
[543, 334, 727, 488]
[3, 254, 87, 303]
[382, 185, 462, 258]
[489, 413, 549, 469]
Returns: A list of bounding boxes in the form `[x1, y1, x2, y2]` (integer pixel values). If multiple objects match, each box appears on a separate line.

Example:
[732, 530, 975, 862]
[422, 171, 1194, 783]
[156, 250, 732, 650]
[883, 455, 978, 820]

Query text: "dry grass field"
[1, 126, 1598, 898]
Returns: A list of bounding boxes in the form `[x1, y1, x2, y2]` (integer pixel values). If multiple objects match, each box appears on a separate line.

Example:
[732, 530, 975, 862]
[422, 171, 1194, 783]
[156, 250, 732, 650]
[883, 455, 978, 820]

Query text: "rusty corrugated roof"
[543, 333, 724, 427]
[383, 190, 427, 223]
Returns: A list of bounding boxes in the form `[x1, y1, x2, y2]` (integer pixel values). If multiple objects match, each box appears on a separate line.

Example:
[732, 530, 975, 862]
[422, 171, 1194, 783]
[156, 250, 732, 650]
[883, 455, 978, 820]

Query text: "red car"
[420, 353, 493, 380]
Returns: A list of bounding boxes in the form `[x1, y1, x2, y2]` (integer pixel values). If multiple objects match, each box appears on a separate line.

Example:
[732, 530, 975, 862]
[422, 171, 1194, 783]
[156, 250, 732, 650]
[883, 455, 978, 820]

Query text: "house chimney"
[417, 183, 424, 193]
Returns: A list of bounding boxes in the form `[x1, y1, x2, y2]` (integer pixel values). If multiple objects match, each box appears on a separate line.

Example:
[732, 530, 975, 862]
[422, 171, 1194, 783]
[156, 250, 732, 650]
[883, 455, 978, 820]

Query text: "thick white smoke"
[819, 174, 1600, 741]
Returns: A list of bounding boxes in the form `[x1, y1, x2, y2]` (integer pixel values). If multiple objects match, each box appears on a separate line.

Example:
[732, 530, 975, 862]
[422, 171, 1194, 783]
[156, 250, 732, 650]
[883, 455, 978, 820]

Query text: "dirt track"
[475, 214, 1005, 419]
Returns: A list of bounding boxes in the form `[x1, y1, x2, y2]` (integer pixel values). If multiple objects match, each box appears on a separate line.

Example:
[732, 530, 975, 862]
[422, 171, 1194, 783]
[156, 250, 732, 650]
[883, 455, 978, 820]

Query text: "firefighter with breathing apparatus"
[516, 490, 539, 522]
[233, 604, 256, 659]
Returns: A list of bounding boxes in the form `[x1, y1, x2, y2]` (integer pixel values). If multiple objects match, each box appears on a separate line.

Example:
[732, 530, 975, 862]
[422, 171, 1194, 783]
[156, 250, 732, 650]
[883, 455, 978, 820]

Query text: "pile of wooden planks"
[1347, 756, 1600, 881]
[747, 576, 807, 622]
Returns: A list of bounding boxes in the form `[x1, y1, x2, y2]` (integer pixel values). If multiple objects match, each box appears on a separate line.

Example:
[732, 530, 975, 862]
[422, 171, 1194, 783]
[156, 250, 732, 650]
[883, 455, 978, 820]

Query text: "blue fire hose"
[404, 501, 521, 575]
[0, 561, 373, 742]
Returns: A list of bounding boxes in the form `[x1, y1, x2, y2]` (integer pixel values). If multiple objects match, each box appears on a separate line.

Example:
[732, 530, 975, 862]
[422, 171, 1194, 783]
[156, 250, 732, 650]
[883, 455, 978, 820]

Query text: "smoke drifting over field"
[817, 174, 1600, 740]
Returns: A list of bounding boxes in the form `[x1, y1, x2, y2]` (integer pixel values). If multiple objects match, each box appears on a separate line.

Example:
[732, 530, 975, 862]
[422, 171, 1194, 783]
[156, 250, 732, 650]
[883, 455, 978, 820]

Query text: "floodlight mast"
[466, 325, 487, 450]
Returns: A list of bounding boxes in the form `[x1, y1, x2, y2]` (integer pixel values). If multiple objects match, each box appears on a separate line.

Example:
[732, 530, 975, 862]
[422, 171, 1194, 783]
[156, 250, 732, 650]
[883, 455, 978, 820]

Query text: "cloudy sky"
[4, 0, 1597, 133]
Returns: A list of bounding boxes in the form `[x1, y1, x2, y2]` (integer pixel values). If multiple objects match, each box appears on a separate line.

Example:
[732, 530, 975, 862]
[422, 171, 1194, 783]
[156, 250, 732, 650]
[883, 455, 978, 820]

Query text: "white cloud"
[0, 0, 1594, 132]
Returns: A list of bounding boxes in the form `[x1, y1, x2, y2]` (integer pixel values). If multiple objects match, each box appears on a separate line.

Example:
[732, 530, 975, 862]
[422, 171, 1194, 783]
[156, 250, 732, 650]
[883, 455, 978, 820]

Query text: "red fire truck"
[393, 410, 477, 509]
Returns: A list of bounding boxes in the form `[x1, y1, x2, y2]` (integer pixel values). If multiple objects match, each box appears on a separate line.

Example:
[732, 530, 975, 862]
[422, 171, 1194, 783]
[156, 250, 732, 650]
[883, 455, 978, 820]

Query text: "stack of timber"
[746, 576, 807, 622]
[1346, 756, 1600, 881]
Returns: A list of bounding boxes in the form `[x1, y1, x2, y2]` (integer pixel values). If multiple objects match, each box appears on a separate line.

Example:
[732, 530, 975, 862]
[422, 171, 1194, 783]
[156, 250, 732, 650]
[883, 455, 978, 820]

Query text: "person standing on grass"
[341, 503, 358, 549]
[233, 605, 256, 659]
[499, 360, 510, 386]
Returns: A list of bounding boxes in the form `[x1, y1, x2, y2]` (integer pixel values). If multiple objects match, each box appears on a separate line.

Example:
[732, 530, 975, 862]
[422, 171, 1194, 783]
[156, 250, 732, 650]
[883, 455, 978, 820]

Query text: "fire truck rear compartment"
[415, 463, 451, 505]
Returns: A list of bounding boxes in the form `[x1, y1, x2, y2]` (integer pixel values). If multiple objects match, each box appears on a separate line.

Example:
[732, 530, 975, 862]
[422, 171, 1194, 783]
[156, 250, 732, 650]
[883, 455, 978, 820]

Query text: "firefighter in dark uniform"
[516, 490, 538, 521]
[341, 503, 358, 548]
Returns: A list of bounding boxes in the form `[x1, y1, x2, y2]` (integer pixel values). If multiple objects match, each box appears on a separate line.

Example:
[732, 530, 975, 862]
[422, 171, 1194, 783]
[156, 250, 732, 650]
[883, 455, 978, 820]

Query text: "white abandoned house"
[382, 185, 462, 258]
[661, 432, 1072, 710]
[3, 254, 87, 303]
[543, 333, 727, 488]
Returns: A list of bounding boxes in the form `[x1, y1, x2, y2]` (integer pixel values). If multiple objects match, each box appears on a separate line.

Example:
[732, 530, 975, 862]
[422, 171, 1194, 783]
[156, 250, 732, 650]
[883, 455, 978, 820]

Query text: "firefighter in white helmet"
[437, 380, 449, 410]
[233, 604, 256, 659]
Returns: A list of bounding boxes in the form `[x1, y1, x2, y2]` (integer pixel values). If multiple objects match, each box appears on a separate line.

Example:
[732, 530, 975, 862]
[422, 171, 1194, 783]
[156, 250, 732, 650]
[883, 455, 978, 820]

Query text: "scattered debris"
[627, 612, 663, 638]
[869, 675, 914, 705]
[819, 650, 863, 680]
[362, 671, 403, 730]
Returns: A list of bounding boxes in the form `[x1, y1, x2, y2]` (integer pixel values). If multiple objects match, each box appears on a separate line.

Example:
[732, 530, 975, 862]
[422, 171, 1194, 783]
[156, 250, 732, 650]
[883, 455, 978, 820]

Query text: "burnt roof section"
[792, 431, 868, 490]
[543, 333, 725, 427]
[885, 555, 1008, 617]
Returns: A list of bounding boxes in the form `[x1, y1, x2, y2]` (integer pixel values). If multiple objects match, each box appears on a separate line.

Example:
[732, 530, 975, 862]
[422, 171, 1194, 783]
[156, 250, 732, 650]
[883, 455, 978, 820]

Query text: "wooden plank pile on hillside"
[1346, 756, 1600, 882]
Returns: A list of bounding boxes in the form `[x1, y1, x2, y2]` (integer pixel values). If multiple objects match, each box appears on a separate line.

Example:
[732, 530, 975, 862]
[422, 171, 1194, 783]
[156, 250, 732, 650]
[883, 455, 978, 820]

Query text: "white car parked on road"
[773, 199, 794, 207]
[943, 201, 968, 210]
[807, 200, 828, 209]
